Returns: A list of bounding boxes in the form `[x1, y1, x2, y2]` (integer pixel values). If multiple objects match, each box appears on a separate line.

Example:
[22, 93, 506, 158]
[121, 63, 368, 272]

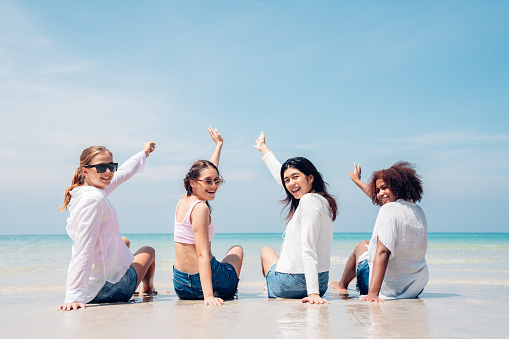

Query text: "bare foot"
[142, 290, 158, 296]
[331, 281, 348, 291]
[141, 285, 158, 296]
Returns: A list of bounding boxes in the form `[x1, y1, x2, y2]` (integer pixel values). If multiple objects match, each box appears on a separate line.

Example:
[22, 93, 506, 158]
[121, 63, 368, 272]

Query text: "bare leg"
[221, 245, 244, 277]
[131, 246, 156, 294]
[260, 247, 279, 277]
[331, 241, 369, 291]
[122, 236, 130, 248]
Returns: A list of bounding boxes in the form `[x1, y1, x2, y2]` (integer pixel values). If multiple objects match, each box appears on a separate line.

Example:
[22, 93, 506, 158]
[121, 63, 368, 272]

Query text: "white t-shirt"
[367, 199, 429, 299]
[64, 151, 146, 304]
[262, 151, 334, 295]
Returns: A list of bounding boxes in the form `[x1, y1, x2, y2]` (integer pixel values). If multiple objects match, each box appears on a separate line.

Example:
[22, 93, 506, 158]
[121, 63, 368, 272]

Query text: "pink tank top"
[174, 198, 216, 244]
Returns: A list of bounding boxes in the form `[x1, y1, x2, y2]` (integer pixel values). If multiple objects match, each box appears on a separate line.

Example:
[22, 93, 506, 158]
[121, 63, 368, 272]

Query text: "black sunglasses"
[84, 162, 118, 173]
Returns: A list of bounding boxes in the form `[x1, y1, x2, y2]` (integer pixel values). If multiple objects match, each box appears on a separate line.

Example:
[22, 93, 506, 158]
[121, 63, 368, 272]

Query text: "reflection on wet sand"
[274, 303, 332, 337]
[345, 298, 431, 338]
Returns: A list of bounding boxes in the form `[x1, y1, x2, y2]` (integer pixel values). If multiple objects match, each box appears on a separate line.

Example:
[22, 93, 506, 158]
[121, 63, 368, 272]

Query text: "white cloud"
[39, 59, 94, 75]
[221, 169, 256, 181]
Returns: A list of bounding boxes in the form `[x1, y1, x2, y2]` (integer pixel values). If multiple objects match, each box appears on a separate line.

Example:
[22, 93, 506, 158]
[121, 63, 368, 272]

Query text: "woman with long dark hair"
[253, 132, 337, 304]
[173, 127, 243, 306]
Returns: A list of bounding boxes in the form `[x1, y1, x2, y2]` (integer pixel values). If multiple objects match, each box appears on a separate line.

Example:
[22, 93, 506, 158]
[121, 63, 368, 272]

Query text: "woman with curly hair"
[331, 162, 428, 303]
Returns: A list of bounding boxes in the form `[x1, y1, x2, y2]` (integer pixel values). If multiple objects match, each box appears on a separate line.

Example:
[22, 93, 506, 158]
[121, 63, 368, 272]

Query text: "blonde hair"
[58, 146, 112, 212]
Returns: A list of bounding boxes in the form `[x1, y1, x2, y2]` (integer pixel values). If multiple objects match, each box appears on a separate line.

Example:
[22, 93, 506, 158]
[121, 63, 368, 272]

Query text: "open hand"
[253, 131, 265, 151]
[361, 293, 385, 303]
[58, 302, 86, 311]
[208, 126, 223, 145]
[348, 163, 361, 182]
[302, 294, 329, 304]
[204, 296, 224, 306]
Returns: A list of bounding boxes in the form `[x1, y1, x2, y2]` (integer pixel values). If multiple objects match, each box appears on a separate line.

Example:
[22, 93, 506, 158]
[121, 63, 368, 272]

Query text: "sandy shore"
[2, 281, 509, 338]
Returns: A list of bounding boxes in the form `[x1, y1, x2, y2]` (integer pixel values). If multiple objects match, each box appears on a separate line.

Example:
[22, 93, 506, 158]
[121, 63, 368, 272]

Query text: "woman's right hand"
[204, 296, 224, 306]
[348, 163, 361, 183]
[253, 131, 270, 155]
[58, 302, 86, 311]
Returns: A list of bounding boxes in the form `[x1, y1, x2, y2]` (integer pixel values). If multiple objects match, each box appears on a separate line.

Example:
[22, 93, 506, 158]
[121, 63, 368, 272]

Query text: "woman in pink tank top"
[173, 127, 244, 306]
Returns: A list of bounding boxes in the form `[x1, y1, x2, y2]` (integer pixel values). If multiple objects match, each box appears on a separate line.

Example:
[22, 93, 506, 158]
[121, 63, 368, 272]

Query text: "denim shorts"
[173, 257, 239, 300]
[265, 264, 329, 299]
[89, 266, 138, 304]
[356, 259, 370, 295]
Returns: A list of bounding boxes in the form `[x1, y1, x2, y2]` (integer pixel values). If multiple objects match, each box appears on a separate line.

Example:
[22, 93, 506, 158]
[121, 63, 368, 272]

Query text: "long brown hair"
[58, 146, 112, 212]
[280, 157, 338, 221]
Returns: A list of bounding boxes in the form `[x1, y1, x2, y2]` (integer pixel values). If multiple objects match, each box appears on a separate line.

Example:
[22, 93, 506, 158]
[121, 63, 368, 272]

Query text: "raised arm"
[349, 163, 370, 197]
[253, 131, 283, 188]
[208, 126, 223, 167]
[105, 142, 156, 195]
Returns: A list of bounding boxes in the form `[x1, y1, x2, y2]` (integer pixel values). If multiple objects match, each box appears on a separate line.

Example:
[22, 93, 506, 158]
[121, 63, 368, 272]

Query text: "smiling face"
[191, 167, 221, 201]
[82, 152, 114, 190]
[376, 179, 397, 205]
[283, 167, 314, 200]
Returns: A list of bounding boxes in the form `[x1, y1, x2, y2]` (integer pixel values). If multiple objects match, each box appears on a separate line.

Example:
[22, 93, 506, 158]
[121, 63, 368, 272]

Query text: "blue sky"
[0, 0, 508, 235]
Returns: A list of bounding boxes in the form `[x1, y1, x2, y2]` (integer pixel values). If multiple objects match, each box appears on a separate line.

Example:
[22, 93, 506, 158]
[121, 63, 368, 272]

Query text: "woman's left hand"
[208, 126, 223, 146]
[143, 142, 156, 157]
[302, 294, 329, 304]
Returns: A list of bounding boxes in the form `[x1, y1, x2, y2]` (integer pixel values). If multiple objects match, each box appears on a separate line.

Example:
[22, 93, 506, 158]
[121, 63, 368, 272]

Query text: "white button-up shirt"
[64, 151, 146, 304]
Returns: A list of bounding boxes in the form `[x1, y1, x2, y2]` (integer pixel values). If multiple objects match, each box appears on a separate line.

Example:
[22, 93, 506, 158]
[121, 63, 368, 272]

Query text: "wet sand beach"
[1, 281, 509, 338]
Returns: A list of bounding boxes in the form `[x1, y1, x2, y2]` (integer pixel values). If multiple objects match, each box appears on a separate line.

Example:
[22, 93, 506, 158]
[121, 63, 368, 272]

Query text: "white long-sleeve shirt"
[262, 151, 333, 295]
[64, 151, 146, 304]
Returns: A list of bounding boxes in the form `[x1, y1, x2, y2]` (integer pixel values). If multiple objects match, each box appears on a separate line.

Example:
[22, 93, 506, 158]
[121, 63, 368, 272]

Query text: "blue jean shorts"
[356, 259, 370, 295]
[173, 257, 239, 300]
[89, 266, 138, 304]
[265, 264, 329, 299]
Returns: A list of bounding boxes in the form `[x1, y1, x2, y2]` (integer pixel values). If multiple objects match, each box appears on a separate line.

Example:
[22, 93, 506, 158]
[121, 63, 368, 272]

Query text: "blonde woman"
[58, 142, 157, 311]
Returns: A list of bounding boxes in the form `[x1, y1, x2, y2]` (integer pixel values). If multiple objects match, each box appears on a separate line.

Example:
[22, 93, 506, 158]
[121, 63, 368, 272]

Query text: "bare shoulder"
[190, 201, 210, 221]
[192, 201, 209, 214]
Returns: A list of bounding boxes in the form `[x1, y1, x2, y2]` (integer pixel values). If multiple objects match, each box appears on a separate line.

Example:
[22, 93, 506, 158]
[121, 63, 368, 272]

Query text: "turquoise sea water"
[1, 233, 508, 293]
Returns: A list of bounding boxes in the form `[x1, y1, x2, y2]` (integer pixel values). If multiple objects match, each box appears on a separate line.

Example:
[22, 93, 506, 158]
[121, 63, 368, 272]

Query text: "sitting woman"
[331, 162, 429, 303]
[173, 127, 243, 306]
[58, 142, 157, 311]
[253, 132, 337, 304]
